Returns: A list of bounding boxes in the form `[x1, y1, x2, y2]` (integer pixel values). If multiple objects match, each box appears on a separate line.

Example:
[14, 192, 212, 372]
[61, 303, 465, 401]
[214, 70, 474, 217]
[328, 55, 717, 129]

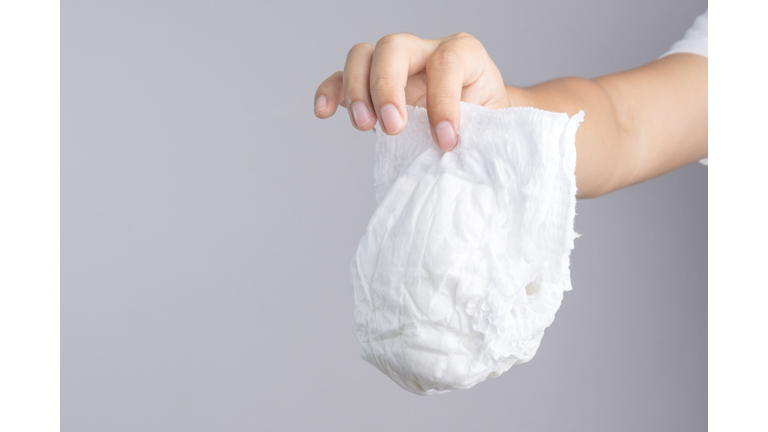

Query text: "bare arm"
[506, 53, 708, 198]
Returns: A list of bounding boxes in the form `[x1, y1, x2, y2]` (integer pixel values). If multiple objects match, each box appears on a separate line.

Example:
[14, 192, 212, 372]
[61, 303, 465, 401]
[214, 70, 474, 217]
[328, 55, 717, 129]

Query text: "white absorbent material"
[351, 102, 584, 395]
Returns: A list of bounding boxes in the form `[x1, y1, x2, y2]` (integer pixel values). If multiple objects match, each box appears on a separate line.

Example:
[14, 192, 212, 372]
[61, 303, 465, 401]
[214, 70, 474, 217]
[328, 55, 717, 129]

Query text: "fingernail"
[351, 102, 372, 127]
[315, 95, 327, 113]
[435, 121, 457, 151]
[380, 104, 403, 134]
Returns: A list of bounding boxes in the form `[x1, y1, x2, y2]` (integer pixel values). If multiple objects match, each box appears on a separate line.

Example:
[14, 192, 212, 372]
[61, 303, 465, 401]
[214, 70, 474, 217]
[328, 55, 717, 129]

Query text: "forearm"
[506, 78, 636, 198]
[505, 54, 708, 199]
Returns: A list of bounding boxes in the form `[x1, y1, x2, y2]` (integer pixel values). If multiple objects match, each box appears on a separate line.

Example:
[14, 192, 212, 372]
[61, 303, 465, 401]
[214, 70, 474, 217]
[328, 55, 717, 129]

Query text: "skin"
[314, 32, 707, 199]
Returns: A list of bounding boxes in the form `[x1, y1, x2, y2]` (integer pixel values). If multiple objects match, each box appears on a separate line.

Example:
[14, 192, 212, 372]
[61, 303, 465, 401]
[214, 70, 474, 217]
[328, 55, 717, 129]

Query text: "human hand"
[314, 32, 510, 151]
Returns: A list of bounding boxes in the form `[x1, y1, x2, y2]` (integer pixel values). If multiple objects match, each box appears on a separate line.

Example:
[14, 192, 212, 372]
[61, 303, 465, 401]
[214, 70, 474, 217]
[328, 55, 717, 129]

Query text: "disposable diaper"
[351, 102, 584, 395]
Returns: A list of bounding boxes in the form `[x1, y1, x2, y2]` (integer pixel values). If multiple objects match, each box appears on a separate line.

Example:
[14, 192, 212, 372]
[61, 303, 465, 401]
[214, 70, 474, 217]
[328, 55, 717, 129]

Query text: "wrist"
[505, 86, 532, 108]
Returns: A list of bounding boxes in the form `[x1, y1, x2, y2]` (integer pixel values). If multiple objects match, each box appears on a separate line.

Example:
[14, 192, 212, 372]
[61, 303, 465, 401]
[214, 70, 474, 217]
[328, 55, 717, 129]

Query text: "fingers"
[343, 43, 377, 130]
[370, 34, 438, 135]
[315, 32, 496, 154]
[426, 49, 463, 151]
[314, 71, 343, 119]
[426, 33, 485, 151]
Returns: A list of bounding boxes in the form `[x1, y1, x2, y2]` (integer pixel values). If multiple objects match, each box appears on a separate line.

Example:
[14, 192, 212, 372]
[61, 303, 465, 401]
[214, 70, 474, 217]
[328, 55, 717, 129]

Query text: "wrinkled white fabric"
[351, 102, 584, 395]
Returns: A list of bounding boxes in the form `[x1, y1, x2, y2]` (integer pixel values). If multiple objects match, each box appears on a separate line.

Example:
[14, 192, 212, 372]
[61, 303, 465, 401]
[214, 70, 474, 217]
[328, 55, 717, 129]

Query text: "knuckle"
[429, 49, 462, 68]
[370, 76, 400, 97]
[376, 34, 395, 46]
[446, 32, 483, 51]
[376, 33, 411, 47]
[434, 36, 486, 68]
[349, 42, 374, 56]
[343, 77, 368, 93]
[428, 93, 456, 107]
[452, 31, 474, 40]
[321, 71, 343, 89]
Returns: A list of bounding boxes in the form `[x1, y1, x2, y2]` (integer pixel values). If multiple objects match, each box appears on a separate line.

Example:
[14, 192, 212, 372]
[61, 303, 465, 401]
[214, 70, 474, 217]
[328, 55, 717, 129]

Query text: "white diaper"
[351, 102, 583, 395]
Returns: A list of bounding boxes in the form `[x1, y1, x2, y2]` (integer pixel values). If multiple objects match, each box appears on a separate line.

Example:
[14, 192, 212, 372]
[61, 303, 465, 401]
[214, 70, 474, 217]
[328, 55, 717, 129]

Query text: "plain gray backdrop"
[62, 1, 707, 430]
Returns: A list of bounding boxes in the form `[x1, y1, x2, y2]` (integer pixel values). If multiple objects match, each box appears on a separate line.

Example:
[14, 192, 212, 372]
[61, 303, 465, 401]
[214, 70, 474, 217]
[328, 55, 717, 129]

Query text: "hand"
[314, 32, 510, 151]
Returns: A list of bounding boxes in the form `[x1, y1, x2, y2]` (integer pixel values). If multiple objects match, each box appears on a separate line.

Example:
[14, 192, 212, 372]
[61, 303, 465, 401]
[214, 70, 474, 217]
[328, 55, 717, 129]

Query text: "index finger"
[369, 34, 439, 135]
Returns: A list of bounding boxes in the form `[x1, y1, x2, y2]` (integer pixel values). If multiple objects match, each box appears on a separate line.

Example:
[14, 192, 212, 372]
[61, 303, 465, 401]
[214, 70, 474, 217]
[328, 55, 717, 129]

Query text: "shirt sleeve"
[661, 10, 708, 166]
[661, 10, 708, 59]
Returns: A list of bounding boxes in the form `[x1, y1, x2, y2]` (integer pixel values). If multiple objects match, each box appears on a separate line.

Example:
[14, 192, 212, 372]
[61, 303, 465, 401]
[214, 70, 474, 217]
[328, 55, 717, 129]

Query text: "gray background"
[62, 0, 707, 430]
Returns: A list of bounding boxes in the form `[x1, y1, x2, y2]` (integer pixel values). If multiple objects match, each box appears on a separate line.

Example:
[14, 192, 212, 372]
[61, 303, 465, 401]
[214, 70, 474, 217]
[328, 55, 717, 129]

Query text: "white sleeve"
[661, 10, 708, 166]
[661, 10, 708, 59]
